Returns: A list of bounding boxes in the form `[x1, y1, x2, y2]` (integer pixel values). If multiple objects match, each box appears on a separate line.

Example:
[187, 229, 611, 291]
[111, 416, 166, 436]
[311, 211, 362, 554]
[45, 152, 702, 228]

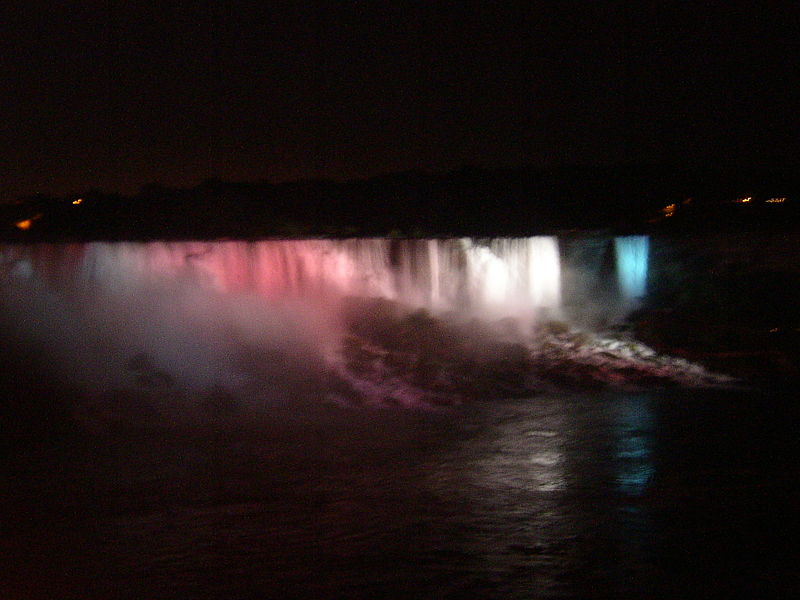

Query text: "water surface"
[2, 389, 797, 599]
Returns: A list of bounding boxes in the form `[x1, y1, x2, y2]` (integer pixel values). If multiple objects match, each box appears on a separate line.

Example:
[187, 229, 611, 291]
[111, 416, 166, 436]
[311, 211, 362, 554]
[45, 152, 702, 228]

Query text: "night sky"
[2, 1, 798, 201]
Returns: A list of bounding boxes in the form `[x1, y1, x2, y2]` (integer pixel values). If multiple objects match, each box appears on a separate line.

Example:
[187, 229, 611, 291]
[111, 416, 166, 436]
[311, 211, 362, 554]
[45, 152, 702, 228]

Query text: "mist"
[1, 236, 724, 433]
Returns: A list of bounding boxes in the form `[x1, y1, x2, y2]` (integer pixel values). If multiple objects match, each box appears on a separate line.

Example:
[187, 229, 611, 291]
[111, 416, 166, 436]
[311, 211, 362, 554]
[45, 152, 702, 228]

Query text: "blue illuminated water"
[614, 235, 649, 303]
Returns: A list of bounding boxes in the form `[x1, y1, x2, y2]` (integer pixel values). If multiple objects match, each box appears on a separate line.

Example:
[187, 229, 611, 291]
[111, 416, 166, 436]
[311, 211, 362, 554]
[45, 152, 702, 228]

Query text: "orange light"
[14, 213, 42, 230]
[661, 203, 676, 218]
[735, 197, 752, 203]
[766, 197, 786, 203]
[72, 198, 83, 205]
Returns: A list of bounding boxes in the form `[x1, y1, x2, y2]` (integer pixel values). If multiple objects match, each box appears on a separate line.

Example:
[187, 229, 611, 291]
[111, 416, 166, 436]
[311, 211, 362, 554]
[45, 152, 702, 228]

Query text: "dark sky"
[1, 1, 798, 200]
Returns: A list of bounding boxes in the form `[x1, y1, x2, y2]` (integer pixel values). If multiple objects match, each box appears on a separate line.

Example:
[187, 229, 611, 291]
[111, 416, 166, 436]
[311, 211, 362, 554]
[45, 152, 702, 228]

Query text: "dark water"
[2, 389, 798, 599]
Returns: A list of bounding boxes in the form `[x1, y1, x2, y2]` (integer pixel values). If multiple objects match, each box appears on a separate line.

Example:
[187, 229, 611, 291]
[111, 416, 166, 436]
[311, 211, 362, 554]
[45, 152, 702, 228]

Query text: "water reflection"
[468, 406, 568, 496]
[613, 396, 656, 496]
[443, 395, 664, 597]
[5, 391, 793, 599]
[466, 395, 657, 500]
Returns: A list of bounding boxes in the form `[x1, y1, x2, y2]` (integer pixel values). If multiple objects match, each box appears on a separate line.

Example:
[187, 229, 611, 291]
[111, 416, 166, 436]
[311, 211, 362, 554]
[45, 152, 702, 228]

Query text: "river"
[2, 387, 797, 599]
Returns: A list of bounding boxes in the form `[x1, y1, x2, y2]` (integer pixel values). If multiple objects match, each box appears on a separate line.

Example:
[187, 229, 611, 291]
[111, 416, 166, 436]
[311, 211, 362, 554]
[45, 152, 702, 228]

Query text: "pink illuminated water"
[0, 238, 564, 398]
[66, 237, 563, 314]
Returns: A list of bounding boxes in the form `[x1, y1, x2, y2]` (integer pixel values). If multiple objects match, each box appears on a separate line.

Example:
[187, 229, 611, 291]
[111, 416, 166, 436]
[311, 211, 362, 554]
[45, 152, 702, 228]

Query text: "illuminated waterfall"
[427, 239, 441, 308]
[2, 236, 735, 406]
[461, 237, 561, 314]
[3, 238, 564, 317]
[614, 236, 649, 303]
[527, 236, 561, 309]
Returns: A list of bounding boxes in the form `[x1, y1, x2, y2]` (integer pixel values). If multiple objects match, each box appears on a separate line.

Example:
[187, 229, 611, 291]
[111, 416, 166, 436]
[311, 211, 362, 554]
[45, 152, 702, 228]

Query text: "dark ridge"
[2, 165, 799, 241]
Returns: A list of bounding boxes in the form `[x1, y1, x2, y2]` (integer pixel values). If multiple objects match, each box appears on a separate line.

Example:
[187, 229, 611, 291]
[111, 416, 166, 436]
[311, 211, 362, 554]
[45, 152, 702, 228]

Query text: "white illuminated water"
[461, 237, 561, 315]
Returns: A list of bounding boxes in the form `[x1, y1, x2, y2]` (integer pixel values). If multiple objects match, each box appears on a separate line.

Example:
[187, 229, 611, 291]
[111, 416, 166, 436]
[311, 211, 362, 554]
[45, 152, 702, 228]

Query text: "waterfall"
[1, 237, 565, 392]
[1, 237, 656, 319]
[459, 237, 561, 315]
[427, 239, 441, 308]
[527, 236, 561, 310]
[2, 234, 710, 408]
[5, 238, 561, 317]
[614, 236, 649, 303]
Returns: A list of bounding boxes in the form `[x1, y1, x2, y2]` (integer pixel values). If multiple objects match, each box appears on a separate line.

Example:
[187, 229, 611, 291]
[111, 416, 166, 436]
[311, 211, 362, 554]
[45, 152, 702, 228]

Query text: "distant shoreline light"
[14, 213, 43, 231]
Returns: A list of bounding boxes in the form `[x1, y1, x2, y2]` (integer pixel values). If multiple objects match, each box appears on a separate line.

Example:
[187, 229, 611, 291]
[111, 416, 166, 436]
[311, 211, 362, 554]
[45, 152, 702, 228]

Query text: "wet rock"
[334, 298, 733, 405]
